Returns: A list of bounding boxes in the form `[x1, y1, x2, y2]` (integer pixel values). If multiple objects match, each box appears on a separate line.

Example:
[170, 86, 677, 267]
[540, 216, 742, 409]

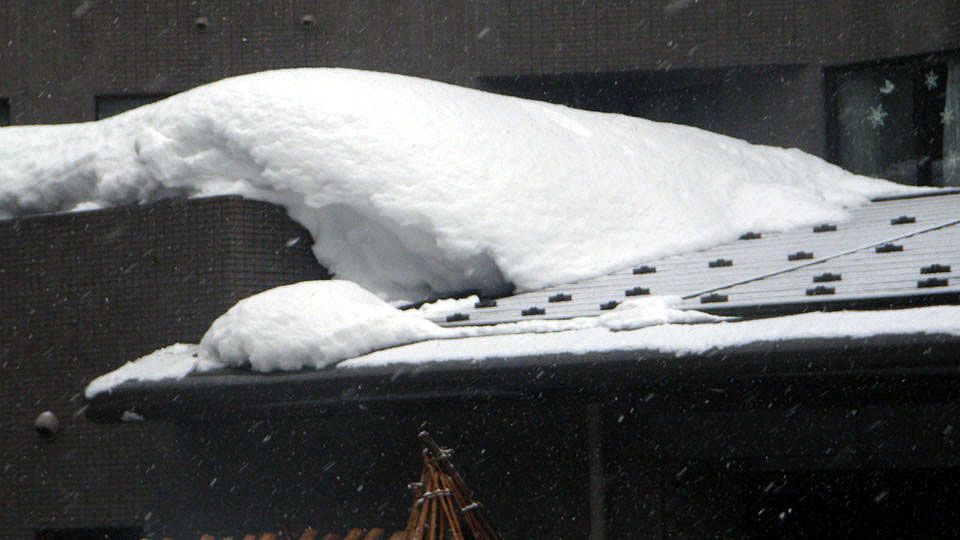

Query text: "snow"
[83, 343, 220, 398]
[86, 286, 726, 396]
[84, 288, 960, 397]
[10, 68, 934, 401]
[340, 306, 960, 368]
[415, 295, 481, 318]
[121, 410, 145, 422]
[0, 68, 909, 303]
[596, 295, 729, 331]
[199, 280, 442, 371]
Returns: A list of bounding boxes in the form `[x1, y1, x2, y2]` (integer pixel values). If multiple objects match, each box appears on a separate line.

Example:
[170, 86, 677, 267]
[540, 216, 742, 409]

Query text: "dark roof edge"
[697, 291, 960, 318]
[869, 187, 960, 203]
[85, 332, 960, 424]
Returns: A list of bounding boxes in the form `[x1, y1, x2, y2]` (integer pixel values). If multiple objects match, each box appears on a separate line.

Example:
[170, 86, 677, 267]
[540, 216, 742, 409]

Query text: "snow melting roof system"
[427, 190, 960, 326]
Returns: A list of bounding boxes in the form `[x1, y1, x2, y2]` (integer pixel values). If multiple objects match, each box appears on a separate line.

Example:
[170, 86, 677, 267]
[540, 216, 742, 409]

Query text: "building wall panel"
[0, 197, 328, 540]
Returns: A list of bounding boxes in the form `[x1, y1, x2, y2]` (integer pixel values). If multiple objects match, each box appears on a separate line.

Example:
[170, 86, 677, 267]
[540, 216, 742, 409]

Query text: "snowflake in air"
[942, 108, 956, 125]
[879, 79, 895, 94]
[867, 104, 888, 127]
[945, 150, 960, 171]
[924, 70, 939, 90]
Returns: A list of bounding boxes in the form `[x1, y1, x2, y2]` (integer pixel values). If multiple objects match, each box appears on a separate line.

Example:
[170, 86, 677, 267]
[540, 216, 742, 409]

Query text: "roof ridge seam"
[869, 188, 960, 203]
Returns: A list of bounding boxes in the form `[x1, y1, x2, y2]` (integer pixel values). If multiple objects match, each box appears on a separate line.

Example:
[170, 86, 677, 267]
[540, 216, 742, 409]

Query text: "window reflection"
[830, 54, 960, 186]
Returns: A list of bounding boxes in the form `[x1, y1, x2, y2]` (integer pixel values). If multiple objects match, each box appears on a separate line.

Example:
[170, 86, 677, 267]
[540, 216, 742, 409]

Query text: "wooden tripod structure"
[403, 432, 503, 540]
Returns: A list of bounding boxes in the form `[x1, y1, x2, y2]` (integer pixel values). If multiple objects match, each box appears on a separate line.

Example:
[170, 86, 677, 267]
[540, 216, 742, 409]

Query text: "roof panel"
[428, 191, 960, 326]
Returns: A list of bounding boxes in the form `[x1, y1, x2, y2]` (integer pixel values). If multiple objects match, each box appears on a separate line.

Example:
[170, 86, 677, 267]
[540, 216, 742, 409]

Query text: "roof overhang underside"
[86, 332, 960, 423]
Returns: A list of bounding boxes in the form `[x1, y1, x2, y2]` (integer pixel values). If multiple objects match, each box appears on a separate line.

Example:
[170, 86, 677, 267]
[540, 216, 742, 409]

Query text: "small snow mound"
[598, 296, 729, 331]
[416, 295, 480, 318]
[200, 280, 443, 371]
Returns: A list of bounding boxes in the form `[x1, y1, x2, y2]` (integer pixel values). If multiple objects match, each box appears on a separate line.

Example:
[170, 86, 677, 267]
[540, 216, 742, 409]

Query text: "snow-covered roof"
[2, 68, 952, 414]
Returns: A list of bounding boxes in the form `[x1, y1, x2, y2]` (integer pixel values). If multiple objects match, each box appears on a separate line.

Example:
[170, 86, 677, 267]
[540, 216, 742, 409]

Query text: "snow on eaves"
[85, 283, 725, 397]
[340, 305, 960, 368]
[0, 68, 910, 303]
[85, 304, 960, 398]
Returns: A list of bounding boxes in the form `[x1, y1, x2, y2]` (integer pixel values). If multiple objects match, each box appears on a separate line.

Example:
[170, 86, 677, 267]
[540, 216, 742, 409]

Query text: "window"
[95, 94, 170, 120]
[480, 71, 723, 133]
[0, 98, 9, 126]
[828, 53, 960, 186]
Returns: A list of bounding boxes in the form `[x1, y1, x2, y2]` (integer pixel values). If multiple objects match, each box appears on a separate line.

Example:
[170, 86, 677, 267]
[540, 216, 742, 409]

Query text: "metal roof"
[428, 190, 960, 326]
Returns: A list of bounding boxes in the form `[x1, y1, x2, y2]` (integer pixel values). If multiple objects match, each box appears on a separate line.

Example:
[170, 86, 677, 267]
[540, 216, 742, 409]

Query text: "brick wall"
[1, 1, 957, 124]
[0, 0, 489, 124]
[0, 197, 328, 540]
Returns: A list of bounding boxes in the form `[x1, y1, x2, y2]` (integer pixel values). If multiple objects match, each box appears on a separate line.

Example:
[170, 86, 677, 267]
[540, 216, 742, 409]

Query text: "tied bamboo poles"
[403, 432, 503, 540]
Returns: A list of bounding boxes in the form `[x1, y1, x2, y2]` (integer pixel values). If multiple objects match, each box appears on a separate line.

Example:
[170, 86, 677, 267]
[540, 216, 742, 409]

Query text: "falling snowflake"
[942, 109, 956, 125]
[879, 79, 895, 94]
[867, 104, 888, 127]
[924, 70, 939, 90]
[946, 150, 960, 171]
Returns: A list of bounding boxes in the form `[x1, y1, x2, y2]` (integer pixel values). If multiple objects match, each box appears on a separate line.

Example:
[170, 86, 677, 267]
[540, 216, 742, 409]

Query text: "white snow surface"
[85, 304, 960, 398]
[340, 306, 960, 368]
[597, 295, 728, 331]
[1, 68, 909, 302]
[416, 295, 481, 318]
[83, 343, 220, 398]
[85, 285, 724, 397]
[199, 280, 443, 372]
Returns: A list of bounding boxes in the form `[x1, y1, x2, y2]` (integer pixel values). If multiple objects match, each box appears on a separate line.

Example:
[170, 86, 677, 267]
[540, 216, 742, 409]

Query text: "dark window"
[36, 528, 142, 540]
[828, 53, 960, 186]
[0, 98, 9, 126]
[742, 470, 960, 539]
[479, 70, 723, 132]
[95, 94, 170, 120]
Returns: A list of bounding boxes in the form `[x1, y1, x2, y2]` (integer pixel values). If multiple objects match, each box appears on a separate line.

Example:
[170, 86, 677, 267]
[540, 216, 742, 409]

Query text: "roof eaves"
[85, 332, 960, 424]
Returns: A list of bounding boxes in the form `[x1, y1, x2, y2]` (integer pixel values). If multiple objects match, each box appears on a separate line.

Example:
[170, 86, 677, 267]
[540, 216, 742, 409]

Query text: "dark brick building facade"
[1, 1, 958, 159]
[0, 198, 328, 540]
[2, 2, 960, 539]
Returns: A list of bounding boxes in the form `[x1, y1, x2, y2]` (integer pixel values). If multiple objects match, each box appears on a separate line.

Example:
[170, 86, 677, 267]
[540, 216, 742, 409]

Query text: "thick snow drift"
[200, 280, 442, 371]
[1, 68, 906, 302]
